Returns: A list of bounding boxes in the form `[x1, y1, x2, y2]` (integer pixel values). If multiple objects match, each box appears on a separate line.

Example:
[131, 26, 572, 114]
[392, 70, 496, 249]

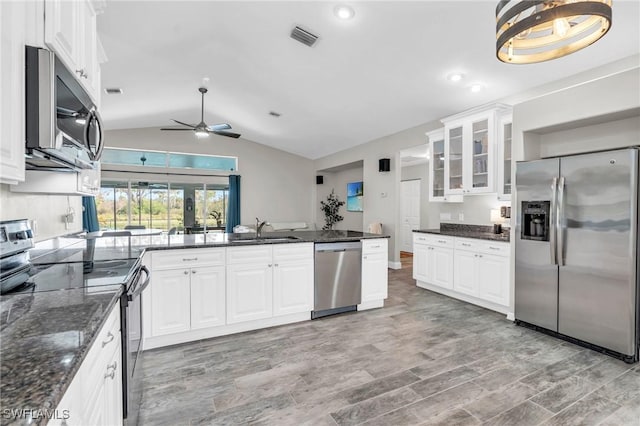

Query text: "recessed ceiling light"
[470, 83, 484, 93]
[447, 73, 464, 82]
[334, 5, 355, 20]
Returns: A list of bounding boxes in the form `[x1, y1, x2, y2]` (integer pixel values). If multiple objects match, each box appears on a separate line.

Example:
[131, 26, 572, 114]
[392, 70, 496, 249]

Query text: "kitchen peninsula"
[0, 229, 388, 425]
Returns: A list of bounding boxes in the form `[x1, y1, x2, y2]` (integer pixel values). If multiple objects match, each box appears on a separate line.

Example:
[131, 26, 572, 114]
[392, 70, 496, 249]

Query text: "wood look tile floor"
[138, 256, 640, 425]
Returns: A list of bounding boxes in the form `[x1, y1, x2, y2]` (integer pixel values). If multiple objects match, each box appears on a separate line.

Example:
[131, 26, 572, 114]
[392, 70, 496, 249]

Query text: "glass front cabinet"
[441, 104, 511, 196]
[427, 129, 462, 203]
[497, 113, 513, 201]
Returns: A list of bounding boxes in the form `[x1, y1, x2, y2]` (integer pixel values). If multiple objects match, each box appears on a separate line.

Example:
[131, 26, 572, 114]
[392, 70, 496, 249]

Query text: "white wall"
[314, 120, 442, 266]
[0, 185, 83, 241]
[104, 128, 315, 228]
[316, 166, 364, 231]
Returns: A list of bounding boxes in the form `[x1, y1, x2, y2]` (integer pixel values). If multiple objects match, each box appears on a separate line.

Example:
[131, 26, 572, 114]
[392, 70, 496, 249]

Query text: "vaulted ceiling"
[98, 1, 640, 159]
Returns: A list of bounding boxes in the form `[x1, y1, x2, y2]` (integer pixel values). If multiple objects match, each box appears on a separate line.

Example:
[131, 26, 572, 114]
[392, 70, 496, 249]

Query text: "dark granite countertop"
[414, 224, 510, 242]
[0, 288, 121, 425]
[69, 230, 389, 253]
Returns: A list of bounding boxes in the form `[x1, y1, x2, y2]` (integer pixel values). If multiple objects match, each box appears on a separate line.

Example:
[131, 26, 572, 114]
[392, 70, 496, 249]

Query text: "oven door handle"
[128, 265, 150, 301]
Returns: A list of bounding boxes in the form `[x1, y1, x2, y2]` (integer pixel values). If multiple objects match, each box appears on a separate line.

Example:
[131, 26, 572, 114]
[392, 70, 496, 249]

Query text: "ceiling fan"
[160, 87, 241, 139]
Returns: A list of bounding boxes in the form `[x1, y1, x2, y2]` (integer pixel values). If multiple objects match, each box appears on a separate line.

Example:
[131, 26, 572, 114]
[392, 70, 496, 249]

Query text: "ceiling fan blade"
[172, 119, 197, 129]
[160, 128, 194, 131]
[212, 130, 241, 139]
[208, 123, 232, 131]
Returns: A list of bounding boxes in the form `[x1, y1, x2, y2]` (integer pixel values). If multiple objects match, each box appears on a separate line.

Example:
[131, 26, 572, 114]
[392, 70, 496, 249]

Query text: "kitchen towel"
[367, 222, 383, 234]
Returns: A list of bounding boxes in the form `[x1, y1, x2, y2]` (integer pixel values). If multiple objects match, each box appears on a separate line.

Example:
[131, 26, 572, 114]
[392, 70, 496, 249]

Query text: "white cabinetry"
[226, 246, 273, 324]
[191, 266, 226, 329]
[0, 1, 27, 184]
[49, 302, 122, 426]
[12, 167, 101, 196]
[426, 129, 462, 203]
[413, 233, 511, 316]
[143, 243, 314, 350]
[441, 104, 511, 196]
[44, 0, 102, 102]
[149, 248, 226, 337]
[497, 113, 513, 201]
[412, 234, 454, 290]
[272, 244, 314, 316]
[359, 238, 389, 310]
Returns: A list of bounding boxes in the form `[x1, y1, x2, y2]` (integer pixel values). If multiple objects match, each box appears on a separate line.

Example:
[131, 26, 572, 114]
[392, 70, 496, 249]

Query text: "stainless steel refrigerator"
[515, 148, 639, 363]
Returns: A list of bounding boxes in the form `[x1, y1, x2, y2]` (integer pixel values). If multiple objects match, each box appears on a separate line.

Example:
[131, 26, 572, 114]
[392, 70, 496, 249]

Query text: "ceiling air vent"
[290, 26, 319, 47]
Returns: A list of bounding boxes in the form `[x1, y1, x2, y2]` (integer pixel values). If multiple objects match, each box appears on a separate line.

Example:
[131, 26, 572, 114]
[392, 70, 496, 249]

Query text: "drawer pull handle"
[369, 245, 380, 248]
[489, 246, 500, 250]
[183, 257, 198, 261]
[105, 362, 117, 380]
[192, 270, 197, 274]
[462, 243, 471, 246]
[184, 270, 189, 275]
[437, 240, 447, 243]
[102, 331, 115, 348]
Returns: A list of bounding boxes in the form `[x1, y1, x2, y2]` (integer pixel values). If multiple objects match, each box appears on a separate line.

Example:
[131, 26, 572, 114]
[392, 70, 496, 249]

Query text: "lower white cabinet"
[226, 262, 273, 324]
[151, 269, 191, 336]
[49, 302, 122, 426]
[360, 239, 389, 308]
[191, 266, 226, 329]
[144, 243, 313, 349]
[413, 234, 454, 290]
[149, 249, 226, 337]
[413, 233, 511, 316]
[226, 243, 314, 322]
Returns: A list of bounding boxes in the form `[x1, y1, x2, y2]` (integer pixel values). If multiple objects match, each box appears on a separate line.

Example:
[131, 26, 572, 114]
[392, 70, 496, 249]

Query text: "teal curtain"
[82, 196, 99, 232]
[225, 175, 241, 233]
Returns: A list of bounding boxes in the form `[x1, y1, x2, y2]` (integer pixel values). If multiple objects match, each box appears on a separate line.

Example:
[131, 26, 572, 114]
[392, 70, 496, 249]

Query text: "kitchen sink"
[229, 236, 301, 244]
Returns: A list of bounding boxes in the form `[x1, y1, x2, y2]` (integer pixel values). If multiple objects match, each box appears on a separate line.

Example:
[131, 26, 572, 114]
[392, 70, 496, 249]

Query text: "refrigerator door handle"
[557, 176, 566, 266]
[550, 177, 558, 265]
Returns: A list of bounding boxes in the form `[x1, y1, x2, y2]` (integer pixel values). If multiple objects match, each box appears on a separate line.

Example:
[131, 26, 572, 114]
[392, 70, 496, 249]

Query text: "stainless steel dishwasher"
[312, 241, 362, 319]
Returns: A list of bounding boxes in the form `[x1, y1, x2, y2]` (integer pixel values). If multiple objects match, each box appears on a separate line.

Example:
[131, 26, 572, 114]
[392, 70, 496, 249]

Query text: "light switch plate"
[458, 213, 464, 221]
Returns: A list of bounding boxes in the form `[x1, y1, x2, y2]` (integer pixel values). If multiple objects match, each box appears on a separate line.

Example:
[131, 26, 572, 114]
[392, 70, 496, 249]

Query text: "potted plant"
[320, 190, 345, 230]
[209, 210, 223, 227]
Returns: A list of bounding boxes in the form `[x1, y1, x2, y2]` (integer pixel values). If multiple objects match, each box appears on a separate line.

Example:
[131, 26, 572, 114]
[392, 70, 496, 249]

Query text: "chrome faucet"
[256, 218, 268, 238]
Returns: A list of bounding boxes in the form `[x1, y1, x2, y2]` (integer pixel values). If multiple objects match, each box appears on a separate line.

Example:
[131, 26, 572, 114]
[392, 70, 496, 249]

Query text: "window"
[96, 179, 229, 233]
[101, 148, 237, 172]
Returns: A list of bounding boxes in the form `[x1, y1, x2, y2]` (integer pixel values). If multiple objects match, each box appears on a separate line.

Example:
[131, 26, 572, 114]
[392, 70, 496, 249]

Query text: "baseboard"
[388, 261, 402, 270]
[143, 312, 310, 350]
[415, 280, 510, 318]
[358, 299, 384, 311]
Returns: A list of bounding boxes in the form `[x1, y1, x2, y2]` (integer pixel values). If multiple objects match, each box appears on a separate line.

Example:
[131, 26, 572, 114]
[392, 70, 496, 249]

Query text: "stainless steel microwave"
[25, 46, 104, 171]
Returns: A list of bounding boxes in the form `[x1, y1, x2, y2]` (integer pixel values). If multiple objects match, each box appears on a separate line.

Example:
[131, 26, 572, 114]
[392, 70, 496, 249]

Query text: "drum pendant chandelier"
[496, 0, 612, 64]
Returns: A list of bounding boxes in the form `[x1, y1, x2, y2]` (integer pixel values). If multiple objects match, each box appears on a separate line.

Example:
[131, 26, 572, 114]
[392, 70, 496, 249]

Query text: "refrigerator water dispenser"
[521, 201, 550, 241]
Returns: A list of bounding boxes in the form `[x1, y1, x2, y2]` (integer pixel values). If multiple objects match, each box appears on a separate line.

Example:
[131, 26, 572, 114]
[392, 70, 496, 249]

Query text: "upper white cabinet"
[426, 129, 462, 203]
[45, 0, 103, 103]
[0, 1, 27, 184]
[497, 113, 513, 201]
[441, 104, 511, 196]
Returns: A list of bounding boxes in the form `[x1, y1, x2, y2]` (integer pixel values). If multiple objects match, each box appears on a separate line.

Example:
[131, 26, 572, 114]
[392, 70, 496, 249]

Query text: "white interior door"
[401, 179, 421, 253]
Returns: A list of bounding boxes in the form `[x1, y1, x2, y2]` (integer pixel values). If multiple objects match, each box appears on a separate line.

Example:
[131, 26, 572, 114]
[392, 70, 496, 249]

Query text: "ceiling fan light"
[195, 129, 209, 138]
[496, 0, 612, 64]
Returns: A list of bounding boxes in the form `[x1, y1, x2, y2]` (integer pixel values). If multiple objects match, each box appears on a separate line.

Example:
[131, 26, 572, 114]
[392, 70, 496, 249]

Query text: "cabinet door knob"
[268, 264, 272, 267]
[192, 270, 197, 274]
[184, 270, 190, 275]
